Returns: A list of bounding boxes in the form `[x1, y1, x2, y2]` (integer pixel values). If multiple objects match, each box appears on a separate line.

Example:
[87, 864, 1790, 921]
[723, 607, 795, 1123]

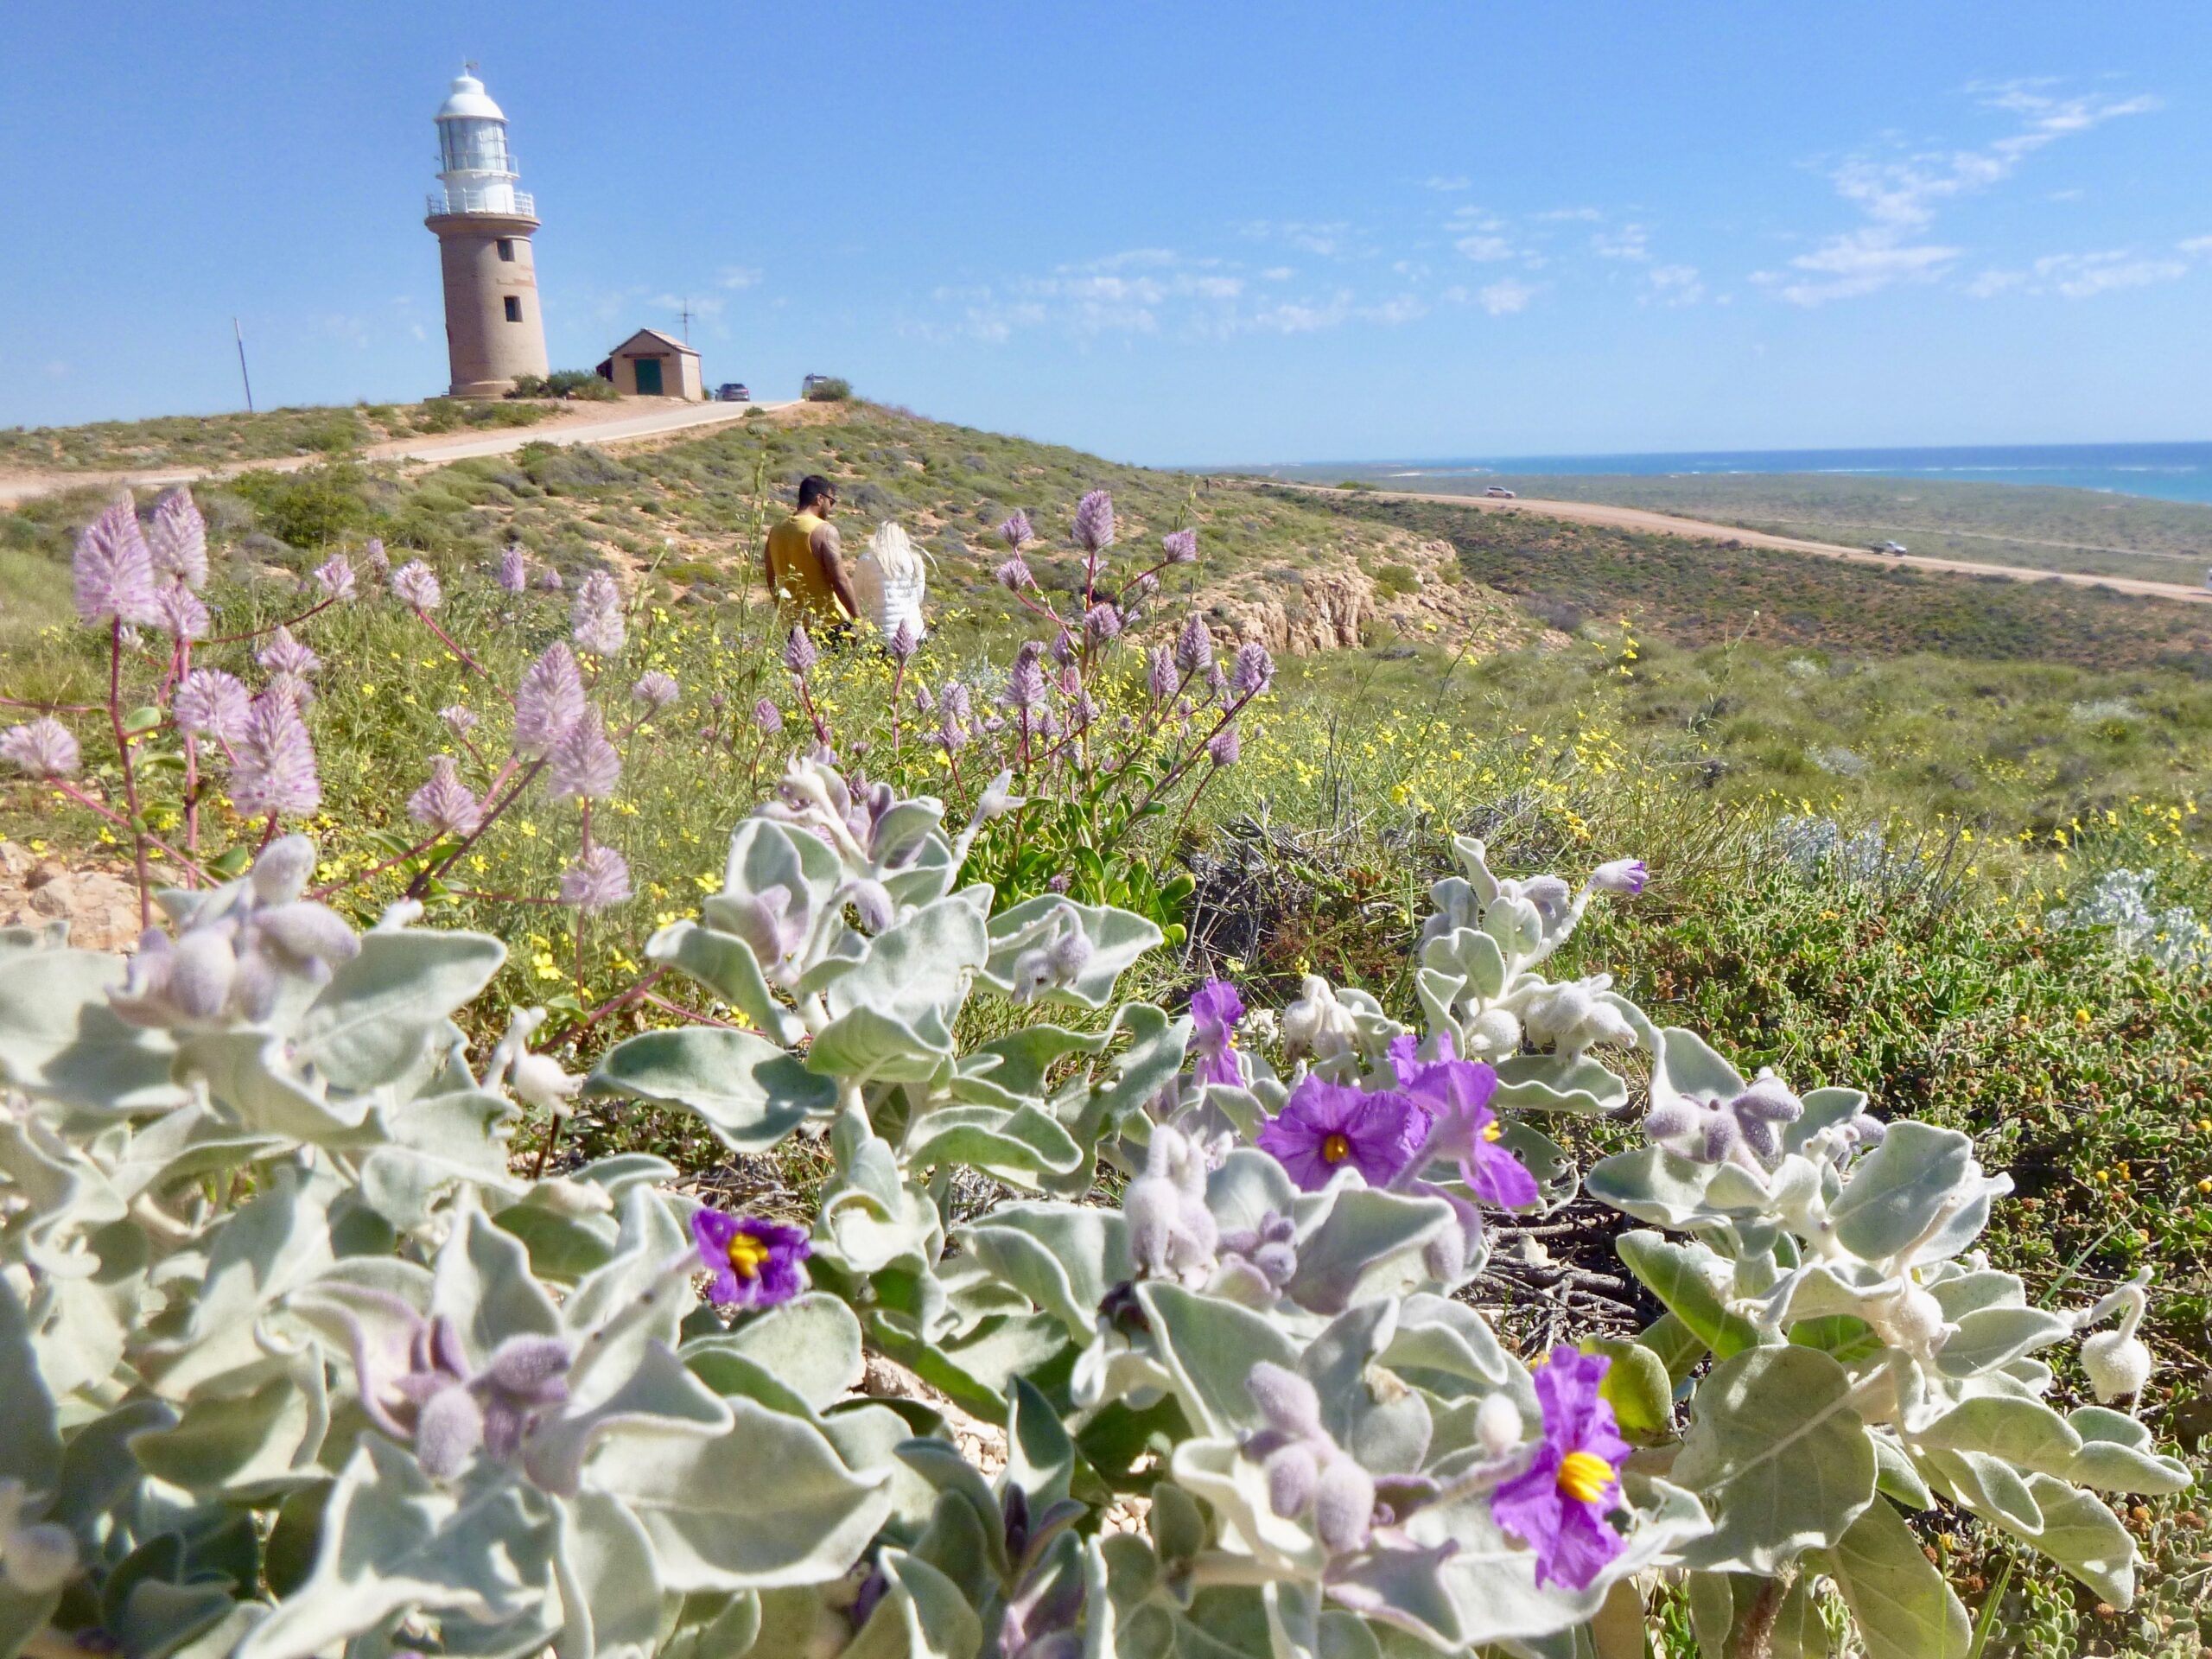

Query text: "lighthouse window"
[497, 238, 515, 262]
[504, 296, 523, 323]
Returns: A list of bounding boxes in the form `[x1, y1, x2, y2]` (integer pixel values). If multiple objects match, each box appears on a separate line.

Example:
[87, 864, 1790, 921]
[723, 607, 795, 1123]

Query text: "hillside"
[1256, 462, 2212, 587]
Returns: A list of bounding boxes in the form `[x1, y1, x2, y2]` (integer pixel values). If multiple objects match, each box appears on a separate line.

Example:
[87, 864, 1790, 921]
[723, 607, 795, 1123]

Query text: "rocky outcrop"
[0, 842, 142, 952]
[1198, 537, 1552, 658]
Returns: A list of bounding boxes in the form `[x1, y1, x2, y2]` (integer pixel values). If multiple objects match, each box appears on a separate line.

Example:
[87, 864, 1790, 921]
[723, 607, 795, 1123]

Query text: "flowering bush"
[0, 755, 2188, 1659]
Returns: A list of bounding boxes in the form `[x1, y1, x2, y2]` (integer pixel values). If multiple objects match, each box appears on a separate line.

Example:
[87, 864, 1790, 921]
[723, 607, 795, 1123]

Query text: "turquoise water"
[1259, 442, 2212, 506]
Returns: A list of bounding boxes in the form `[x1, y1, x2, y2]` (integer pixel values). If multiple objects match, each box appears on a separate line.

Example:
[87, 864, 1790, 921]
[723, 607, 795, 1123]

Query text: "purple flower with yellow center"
[1188, 977, 1245, 1089]
[1490, 1344, 1631, 1591]
[1257, 1075, 1431, 1192]
[690, 1210, 810, 1310]
[1390, 1038, 1539, 1210]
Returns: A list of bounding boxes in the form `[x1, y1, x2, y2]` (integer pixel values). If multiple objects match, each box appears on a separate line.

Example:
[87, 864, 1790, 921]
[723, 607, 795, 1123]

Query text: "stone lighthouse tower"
[424, 67, 550, 397]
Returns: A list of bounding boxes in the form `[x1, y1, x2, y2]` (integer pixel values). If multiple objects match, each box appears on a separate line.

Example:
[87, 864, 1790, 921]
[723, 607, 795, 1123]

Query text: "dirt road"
[1274, 481, 2212, 606]
[0, 397, 781, 508]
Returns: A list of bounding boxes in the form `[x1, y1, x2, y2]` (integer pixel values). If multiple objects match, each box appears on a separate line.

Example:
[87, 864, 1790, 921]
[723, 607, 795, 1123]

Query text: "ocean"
[1263, 442, 2212, 506]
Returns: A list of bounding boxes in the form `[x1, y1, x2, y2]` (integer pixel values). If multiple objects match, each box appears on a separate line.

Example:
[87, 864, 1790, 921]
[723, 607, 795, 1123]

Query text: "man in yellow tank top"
[763, 475, 858, 631]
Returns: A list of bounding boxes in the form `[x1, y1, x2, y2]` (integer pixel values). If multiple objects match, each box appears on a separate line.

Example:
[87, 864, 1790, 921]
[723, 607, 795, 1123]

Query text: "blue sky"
[3, 2, 2207, 463]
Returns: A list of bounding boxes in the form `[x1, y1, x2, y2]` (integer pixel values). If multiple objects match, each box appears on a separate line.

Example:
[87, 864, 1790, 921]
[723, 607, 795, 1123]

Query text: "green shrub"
[804, 375, 854, 403]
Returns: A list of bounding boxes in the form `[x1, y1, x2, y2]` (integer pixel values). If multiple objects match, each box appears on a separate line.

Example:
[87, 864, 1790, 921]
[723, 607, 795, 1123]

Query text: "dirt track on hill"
[0, 397, 783, 508]
[1268, 481, 2212, 606]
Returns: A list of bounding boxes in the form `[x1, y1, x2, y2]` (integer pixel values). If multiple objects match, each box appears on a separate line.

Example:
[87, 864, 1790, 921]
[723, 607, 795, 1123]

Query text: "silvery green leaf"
[1612, 1231, 1759, 1362]
[896, 1311, 1069, 1420]
[232, 1436, 561, 1659]
[1672, 1345, 1877, 1573]
[0, 945, 184, 1112]
[1136, 1282, 1299, 1437]
[1070, 1002, 1190, 1154]
[1816, 1497, 1970, 1659]
[1948, 1465, 2139, 1605]
[896, 1439, 1008, 1579]
[829, 897, 988, 1033]
[1491, 1053, 1628, 1116]
[137, 1165, 334, 1399]
[1785, 1086, 1873, 1156]
[551, 1487, 663, 1659]
[645, 920, 804, 1046]
[431, 1209, 562, 1361]
[560, 1185, 695, 1371]
[953, 1024, 1111, 1109]
[1380, 1294, 1513, 1395]
[0, 1115, 127, 1274]
[1830, 1122, 2005, 1266]
[1923, 1267, 2027, 1320]
[524, 1341, 731, 1498]
[48, 1396, 175, 1533]
[957, 1205, 1128, 1338]
[1168, 1437, 1322, 1578]
[1421, 926, 1508, 1003]
[1649, 1028, 1745, 1110]
[901, 1104, 1084, 1185]
[844, 1548, 982, 1659]
[1585, 1147, 1729, 1227]
[1285, 1185, 1459, 1314]
[0, 1580, 61, 1659]
[1583, 1337, 1674, 1444]
[716, 817, 842, 913]
[696, 1294, 864, 1412]
[174, 1030, 372, 1140]
[1871, 1432, 1935, 1510]
[296, 929, 505, 1093]
[113, 1582, 257, 1659]
[1934, 1305, 2075, 1377]
[0, 1279, 60, 1491]
[1913, 1396, 2192, 1495]
[1483, 894, 1543, 963]
[130, 1360, 327, 1497]
[585, 1400, 892, 1592]
[588, 1027, 835, 1147]
[818, 1116, 944, 1275]
[1006, 1374, 1077, 1510]
[2066, 1407, 2195, 1494]
[980, 896, 1164, 1010]
[808, 1004, 956, 1084]
[1205, 1146, 1300, 1236]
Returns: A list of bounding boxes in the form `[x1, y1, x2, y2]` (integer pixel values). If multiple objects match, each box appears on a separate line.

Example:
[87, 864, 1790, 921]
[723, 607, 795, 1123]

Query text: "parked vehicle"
[1484, 485, 1517, 499]
[715, 383, 751, 402]
[1872, 539, 1909, 555]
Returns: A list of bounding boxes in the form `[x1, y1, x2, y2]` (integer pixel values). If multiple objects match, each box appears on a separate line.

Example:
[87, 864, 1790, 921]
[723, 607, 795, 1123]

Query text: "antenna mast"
[232, 317, 255, 413]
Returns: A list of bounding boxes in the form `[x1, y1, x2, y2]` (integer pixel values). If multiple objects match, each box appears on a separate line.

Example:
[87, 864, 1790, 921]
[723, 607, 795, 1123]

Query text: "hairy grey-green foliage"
[0, 778, 2186, 1659]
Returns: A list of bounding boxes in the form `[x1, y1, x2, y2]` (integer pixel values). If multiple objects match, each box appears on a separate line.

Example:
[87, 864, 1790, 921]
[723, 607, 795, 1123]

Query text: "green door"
[634, 358, 664, 396]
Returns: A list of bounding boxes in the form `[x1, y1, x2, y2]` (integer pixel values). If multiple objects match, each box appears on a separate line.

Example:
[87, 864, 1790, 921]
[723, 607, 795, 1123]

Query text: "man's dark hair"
[797, 474, 836, 510]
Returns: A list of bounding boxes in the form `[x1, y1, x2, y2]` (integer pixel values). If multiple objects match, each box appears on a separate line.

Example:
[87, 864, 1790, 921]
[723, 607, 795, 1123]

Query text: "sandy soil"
[1274, 482, 2212, 607]
[0, 397, 784, 508]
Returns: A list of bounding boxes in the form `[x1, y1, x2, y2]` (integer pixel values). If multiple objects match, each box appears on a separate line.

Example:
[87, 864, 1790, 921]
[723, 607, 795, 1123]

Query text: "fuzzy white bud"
[2081, 1331, 2152, 1404]
[1475, 1393, 1522, 1456]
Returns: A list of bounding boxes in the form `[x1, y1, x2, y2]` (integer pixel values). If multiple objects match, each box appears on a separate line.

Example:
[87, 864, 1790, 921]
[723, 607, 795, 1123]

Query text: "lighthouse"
[424, 67, 550, 398]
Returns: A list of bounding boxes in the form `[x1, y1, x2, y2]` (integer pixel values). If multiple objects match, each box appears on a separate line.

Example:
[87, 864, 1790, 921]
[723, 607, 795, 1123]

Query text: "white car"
[1871, 539, 1908, 555]
[1484, 486, 1517, 499]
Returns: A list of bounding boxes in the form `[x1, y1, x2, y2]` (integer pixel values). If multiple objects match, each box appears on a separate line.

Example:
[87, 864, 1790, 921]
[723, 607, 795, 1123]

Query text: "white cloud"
[1237, 219, 1357, 257]
[1474, 278, 1538, 315]
[1770, 83, 2158, 305]
[1455, 233, 1515, 263]
[1423, 175, 1471, 193]
[1535, 207, 1603, 222]
[1592, 224, 1650, 261]
[1963, 268, 2027, 298]
[717, 266, 762, 290]
[2032, 250, 2186, 298]
[1646, 264, 1704, 305]
[2179, 235, 2212, 257]
[1259, 266, 1294, 282]
[1360, 295, 1429, 325]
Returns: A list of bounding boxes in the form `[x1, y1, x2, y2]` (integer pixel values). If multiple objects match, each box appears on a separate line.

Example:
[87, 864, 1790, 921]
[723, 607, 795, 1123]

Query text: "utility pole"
[677, 296, 694, 344]
[232, 317, 255, 413]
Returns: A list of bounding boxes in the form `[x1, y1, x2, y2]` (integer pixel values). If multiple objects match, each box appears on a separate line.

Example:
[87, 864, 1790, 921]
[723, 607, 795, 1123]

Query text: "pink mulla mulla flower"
[1230, 641, 1275, 699]
[998, 509, 1034, 551]
[0, 717, 81, 779]
[888, 616, 921, 662]
[546, 706, 622, 802]
[175, 669, 251, 743]
[783, 626, 818, 677]
[439, 703, 479, 736]
[147, 487, 210, 590]
[514, 642, 587, 757]
[570, 570, 625, 656]
[1207, 725, 1241, 768]
[362, 538, 390, 576]
[231, 692, 322, 820]
[156, 582, 210, 641]
[257, 626, 321, 680]
[1161, 527, 1199, 565]
[1084, 602, 1122, 643]
[1072, 489, 1116, 554]
[560, 844, 632, 912]
[536, 564, 564, 591]
[631, 671, 680, 711]
[1174, 613, 1214, 676]
[391, 560, 443, 611]
[753, 698, 785, 735]
[1147, 644, 1177, 701]
[995, 556, 1032, 591]
[496, 544, 530, 594]
[1004, 644, 1047, 711]
[407, 754, 482, 836]
[312, 554, 357, 601]
[73, 495, 162, 627]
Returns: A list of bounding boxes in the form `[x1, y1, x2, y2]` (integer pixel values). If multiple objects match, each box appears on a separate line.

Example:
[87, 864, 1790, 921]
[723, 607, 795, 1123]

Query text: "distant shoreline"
[1211, 441, 2212, 508]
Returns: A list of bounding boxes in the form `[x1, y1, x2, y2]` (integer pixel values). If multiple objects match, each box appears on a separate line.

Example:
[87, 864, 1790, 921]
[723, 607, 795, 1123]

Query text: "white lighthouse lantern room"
[424, 66, 550, 397]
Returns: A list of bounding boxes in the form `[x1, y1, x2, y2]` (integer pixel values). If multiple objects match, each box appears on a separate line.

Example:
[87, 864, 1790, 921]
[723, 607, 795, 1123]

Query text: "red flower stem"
[0, 695, 105, 714]
[205, 592, 341, 647]
[642, 990, 742, 1029]
[308, 830, 449, 900]
[410, 754, 544, 898]
[46, 781, 217, 884]
[412, 607, 511, 701]
[106, 620, 153, 930]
